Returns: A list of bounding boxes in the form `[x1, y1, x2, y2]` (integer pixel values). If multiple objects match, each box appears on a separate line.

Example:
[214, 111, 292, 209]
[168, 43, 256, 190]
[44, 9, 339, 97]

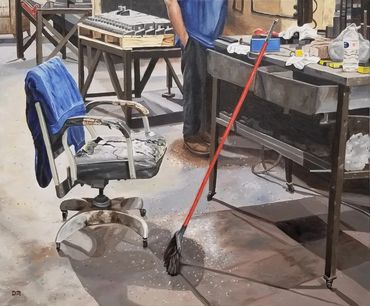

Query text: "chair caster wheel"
[326, 280, 333, 290]
[56, 242, 61, 252]
[286, 183, 295, 194]
[61, 210, 68, 221]
[143, 238, 148, 248]
[207, 192, 215, 201]
[140, 209, 146, 217]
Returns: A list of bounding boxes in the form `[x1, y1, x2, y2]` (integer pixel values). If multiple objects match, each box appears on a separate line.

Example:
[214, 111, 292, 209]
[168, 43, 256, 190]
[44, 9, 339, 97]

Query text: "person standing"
[164, 0, 228, 156]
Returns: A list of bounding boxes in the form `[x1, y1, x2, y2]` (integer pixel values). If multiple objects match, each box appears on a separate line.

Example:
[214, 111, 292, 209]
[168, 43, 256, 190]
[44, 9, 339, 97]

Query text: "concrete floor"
[0, 37, 369, 306]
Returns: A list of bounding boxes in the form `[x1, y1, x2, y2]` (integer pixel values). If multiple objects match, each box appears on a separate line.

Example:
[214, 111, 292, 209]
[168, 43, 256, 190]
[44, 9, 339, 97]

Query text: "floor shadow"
[0, 37, 16, 45]
[57, 223, 205, 306]
[182, 263, 349, 306]
[165, 96, 183, 106]
[5, 57, 38, 70]
[215, 198, 370, 292]
[275, 215, 370, 281]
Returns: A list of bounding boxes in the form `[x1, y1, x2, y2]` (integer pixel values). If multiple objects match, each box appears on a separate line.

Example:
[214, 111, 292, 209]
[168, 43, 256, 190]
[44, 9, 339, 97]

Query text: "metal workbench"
[15, 0, 91, 64]
[78, 36, 183, 128]
[207, 47, 370, 289]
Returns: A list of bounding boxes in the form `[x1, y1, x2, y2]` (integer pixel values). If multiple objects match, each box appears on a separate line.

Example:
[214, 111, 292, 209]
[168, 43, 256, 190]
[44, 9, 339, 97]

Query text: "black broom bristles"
[163, 227, 185, 276]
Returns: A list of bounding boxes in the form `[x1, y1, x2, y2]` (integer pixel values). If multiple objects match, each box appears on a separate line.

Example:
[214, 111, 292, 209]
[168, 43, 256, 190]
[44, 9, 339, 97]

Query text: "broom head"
[163, 230, 183, 276]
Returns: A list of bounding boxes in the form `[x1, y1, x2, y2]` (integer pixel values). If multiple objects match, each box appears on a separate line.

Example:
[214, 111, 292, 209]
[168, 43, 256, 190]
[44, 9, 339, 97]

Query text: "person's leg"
[181, 39, 209, 155]
[199, 73, 213, 144]
[198, 44, 211, 141]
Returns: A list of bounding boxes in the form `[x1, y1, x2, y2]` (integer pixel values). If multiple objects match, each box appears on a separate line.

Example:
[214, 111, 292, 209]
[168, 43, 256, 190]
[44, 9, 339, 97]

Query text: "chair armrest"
[62, 116, 131, 138]
[85, 99, 150, 116]
[60, 116, 136, 182]
[85, 99, 151, 134]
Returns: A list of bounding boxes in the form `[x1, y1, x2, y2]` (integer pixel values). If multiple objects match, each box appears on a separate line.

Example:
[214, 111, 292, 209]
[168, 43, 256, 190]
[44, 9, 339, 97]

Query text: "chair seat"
[75, 132, 167, 183]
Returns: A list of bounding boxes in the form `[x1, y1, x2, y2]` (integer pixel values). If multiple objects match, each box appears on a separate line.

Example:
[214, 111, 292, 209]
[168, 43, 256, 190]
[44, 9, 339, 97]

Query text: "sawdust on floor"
[167, 139, 209, 168]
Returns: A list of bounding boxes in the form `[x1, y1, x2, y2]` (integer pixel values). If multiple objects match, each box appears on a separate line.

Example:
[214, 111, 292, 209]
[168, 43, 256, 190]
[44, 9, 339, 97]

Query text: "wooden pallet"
[78, 23, 175, 50]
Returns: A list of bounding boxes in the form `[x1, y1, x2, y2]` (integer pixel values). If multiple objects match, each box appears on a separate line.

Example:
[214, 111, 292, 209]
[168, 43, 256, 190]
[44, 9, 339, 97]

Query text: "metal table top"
[214, 36, 370, 87]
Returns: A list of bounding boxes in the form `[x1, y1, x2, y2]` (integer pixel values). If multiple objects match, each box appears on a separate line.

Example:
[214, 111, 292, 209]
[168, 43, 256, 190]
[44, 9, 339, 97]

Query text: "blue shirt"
[179, 0, 227, 49]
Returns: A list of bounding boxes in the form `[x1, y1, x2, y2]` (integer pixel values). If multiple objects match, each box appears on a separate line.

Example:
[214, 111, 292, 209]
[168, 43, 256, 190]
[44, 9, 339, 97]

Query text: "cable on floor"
[251, 146, 282, 175]
[250, 149, 370, 218]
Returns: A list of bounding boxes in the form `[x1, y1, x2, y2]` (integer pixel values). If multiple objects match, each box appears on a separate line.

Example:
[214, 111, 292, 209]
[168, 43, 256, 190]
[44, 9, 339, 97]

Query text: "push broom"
[164, 19, 279, 276]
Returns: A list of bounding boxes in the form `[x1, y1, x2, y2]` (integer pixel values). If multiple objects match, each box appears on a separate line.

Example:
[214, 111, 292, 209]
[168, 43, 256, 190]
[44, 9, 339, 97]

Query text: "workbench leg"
[15, 0, 24, 60]
[163, 57, 184, 95]
[136, 58, 158, 98]
[324, 85, 350, 289]
[36, 12, 43, 65]
[61, 14, 67, 59]
[86, 46, 92, 70]
[123, 51, 133, 126]
[78, 39, 84, 93]
[284, 158, 295, 193]
[80, 49, 102, 99]
[104, 52, 125, 98]
[162, 57, 175, 98]
[208, 77, 220, 201]
[133, 58, 141, 98]
[23, 33, 36, 51]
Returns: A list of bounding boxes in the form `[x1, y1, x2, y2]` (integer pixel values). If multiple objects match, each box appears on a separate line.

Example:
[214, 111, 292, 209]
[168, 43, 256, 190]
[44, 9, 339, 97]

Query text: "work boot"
[199, 132, 211, 145]
[184, 136, 210, 156]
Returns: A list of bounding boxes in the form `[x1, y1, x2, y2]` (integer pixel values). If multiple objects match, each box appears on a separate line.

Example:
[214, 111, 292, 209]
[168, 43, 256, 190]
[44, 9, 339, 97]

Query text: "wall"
[225, 0, 336, 35]
[0, 0, 29, 35]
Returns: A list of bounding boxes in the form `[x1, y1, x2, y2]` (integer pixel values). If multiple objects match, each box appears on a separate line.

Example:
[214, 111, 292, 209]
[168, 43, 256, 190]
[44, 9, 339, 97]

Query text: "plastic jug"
[342, 24, 359, 72]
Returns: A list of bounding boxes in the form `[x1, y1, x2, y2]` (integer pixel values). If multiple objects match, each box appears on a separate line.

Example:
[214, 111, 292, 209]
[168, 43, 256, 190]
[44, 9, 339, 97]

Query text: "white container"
[342, 24, 359, 72]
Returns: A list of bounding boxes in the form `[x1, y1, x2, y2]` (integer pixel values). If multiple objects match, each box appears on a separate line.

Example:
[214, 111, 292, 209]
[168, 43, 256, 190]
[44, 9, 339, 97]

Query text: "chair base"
[56, 197, 148, 251]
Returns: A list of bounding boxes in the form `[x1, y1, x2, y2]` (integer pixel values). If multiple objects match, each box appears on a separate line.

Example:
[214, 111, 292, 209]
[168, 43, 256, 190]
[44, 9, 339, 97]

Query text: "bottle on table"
[342, 24, 360, 72]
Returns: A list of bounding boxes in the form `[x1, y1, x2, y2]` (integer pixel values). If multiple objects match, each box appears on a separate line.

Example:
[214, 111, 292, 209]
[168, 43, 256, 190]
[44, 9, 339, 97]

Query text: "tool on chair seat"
[163, 19, 279, 276]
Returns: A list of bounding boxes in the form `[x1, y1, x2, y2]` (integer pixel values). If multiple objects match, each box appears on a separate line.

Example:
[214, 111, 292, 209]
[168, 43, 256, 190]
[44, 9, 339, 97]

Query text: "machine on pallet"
[79, 6, 174, 49]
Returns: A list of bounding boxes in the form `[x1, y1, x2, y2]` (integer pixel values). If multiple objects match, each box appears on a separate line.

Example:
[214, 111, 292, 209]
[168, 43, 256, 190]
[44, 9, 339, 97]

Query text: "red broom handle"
[183, 20, 279, 227]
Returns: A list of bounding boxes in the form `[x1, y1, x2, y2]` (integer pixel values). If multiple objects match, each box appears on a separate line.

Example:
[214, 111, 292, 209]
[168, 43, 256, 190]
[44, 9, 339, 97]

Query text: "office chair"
[25, 57, 166, 251]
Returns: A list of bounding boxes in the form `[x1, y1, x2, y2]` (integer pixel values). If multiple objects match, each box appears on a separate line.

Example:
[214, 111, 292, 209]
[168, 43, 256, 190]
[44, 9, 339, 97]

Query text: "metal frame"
[35, 102, 61, 185]
[15, 0, 91, 63]
[35, 99, 150, 195]
[35, 99, 153, 250]
[207, 49, 370, 289]
[78, 36, 183, 128]
[55, 197, 149, 251]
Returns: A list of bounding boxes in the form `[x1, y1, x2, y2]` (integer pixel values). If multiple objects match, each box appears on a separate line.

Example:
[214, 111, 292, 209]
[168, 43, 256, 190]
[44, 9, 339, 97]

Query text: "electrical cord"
[313, 0, 318, 14]
[251, 149, 370, 218]
[312, 19, 318, 29]
[312, 0, 318, 29]
[251, 146, 283, 174]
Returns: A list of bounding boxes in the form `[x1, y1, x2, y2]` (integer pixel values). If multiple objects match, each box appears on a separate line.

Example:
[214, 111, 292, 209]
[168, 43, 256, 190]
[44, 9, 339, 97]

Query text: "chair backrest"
[25, 57, 86, 194]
